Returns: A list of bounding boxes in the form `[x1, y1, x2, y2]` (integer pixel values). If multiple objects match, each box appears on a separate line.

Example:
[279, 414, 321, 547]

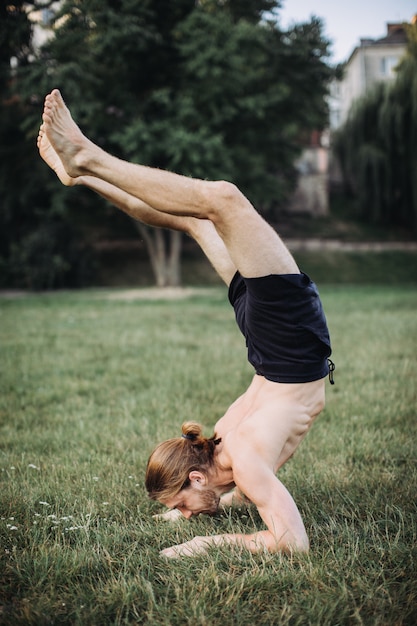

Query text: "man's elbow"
[251, 530, 310, 555]
[290, 535, 310, 554]
[274, 530, 310, 555]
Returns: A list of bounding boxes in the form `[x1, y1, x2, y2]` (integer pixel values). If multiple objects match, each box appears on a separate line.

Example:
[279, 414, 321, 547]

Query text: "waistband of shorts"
[228, 271, 313, 305]
[257, 358, 330, 383]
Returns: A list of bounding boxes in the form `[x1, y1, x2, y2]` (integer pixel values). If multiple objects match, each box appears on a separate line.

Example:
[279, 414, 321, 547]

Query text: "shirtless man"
[39, 88, 333, 558]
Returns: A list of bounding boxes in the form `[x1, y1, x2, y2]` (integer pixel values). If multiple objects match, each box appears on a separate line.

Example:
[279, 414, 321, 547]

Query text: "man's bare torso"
[214, 374, 326, 479]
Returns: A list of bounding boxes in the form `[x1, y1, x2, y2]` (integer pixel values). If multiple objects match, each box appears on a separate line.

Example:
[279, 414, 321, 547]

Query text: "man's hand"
[152, 509, 183, 523]
[160, 536, 211, 558]
[219, 487, 250, 508]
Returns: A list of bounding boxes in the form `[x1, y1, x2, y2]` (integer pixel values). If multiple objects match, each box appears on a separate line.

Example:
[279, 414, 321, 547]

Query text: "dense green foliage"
[1, 286, 416, 624]
[334, 22, 417, 234]
[0, 0, 333, 288]
[0, 2, 98, 290]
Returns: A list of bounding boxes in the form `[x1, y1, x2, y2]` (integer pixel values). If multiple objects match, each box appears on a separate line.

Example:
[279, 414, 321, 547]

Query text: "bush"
[2, 220, 96, 290]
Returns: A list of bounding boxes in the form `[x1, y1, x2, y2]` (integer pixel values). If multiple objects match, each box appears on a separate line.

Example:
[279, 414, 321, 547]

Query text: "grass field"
[1, 283, 417, 625]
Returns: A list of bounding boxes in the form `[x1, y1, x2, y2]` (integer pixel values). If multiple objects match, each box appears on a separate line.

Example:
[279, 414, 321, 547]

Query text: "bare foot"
[42, 89, 93, 178]
[37, 124, 77, 187]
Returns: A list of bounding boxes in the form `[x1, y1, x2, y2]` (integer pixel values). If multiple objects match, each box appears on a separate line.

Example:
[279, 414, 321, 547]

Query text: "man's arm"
[160, 453, 309, 558]
[219, 487, 250, 509]
[160, 489, 308, 558]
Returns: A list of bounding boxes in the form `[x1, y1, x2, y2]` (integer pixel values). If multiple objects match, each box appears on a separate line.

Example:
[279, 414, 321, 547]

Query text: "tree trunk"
[133, 222, 182, 287]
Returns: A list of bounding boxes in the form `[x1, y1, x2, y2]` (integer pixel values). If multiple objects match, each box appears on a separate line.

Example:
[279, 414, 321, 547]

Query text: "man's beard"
[200, 488, 220, 515]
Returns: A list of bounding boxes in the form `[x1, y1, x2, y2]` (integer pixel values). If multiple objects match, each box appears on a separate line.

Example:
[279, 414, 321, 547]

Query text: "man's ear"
[189, 470, 206, 485]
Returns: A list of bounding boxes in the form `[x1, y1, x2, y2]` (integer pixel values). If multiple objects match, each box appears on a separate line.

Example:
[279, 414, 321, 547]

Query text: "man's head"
[162, 470, 221, 518]
[145, 421, 220, 512]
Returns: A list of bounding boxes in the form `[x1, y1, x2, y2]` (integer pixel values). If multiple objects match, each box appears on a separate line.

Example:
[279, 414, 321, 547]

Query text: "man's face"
[163, 483, 220, 519]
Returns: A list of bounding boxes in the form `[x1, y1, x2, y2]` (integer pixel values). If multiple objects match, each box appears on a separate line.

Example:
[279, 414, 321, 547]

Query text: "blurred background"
[1, 0, 416, 290]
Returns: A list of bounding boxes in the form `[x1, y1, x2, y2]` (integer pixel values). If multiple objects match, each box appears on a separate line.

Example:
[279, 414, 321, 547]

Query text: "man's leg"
[42, 89, 299, 279]
[38, 124, 237, 285]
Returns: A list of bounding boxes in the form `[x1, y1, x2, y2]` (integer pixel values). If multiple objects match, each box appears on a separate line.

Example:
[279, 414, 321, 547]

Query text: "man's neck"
[207, 463, 235, 495]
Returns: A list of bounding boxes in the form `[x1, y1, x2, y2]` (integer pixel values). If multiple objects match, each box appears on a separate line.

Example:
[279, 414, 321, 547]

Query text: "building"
[288, 130, 330, 216]
[330, 20, 410, 129]
[294, 18, 413, 211]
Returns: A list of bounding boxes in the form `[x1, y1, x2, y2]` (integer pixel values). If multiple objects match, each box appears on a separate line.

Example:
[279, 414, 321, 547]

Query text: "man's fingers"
[159, 537, 209, 558]
[152, 509, 183, 522]
[160, 546, 182, 558]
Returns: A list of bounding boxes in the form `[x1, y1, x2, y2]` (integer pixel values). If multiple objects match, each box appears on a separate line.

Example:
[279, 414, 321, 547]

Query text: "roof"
[373, 23, 408, 46]
[346, 21, 408, 64]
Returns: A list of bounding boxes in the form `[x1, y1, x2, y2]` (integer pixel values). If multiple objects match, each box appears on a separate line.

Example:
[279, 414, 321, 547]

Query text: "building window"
[380, 56, 399, 76]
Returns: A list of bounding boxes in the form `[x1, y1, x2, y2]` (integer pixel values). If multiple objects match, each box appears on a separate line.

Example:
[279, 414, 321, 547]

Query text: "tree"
[0, 2, 36, 279]
[0, 2, 99, 289]
[6, 0, 333, 288]
[334, 20, 417, 234]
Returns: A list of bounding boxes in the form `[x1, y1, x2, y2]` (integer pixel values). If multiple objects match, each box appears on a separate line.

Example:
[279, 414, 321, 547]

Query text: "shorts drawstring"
[328, 359, 335, 385]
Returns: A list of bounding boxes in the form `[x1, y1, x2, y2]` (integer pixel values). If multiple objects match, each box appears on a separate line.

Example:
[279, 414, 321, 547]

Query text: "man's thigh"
[215, 206, 299, 278]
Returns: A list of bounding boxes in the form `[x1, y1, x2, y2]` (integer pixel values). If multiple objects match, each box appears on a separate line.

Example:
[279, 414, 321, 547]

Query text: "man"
[39, 88, 333, 558]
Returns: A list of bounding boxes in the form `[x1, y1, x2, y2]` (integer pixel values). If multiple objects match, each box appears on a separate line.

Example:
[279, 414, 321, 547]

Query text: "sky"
[278, 0, 416, 63]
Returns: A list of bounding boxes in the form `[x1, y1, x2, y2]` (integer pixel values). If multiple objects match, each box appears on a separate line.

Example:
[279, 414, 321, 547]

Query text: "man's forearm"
[160, 528, 306, 558]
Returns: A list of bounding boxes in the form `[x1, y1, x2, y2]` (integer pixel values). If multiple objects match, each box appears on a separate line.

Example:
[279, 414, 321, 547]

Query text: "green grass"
[1, 285, 417, 625]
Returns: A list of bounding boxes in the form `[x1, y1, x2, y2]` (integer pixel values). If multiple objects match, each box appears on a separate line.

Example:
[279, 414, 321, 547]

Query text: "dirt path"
[286, 239, 417, 252]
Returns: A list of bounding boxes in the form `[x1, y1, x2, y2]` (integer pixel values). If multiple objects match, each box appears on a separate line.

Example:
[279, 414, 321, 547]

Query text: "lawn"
[1, 284, 416, 625]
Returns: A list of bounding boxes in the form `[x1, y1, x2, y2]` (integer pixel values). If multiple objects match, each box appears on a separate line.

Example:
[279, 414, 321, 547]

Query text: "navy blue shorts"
[228, 272, 332, 383]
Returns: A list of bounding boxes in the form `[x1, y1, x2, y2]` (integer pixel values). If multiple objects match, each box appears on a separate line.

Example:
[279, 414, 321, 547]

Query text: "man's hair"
[145, 421, 220, 502]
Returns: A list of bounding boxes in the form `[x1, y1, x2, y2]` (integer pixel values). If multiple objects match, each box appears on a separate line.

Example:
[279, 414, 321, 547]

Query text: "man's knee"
[200, 180, 250, 223]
